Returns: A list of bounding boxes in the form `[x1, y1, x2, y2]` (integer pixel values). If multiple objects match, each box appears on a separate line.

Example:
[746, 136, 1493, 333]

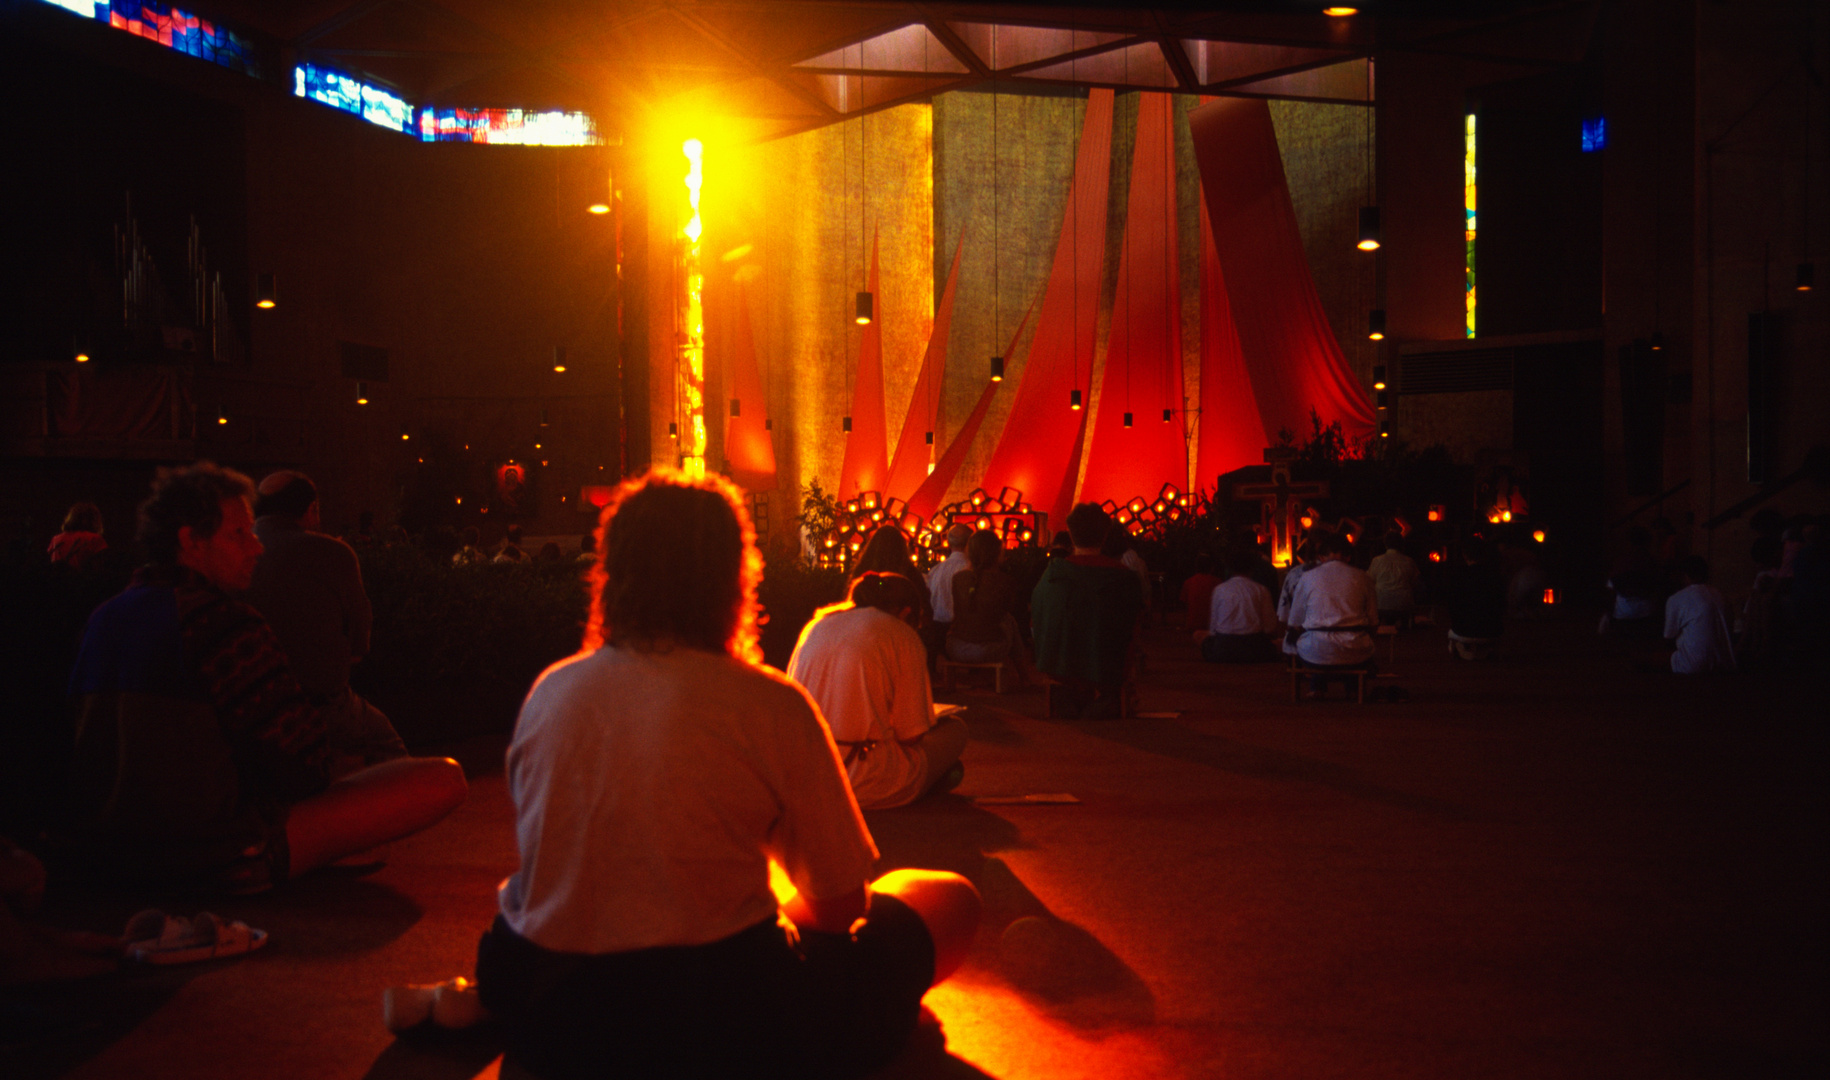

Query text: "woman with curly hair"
[476, 469, 979, 1080]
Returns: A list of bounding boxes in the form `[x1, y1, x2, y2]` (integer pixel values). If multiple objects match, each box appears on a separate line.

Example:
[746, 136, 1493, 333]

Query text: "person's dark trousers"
[1201, 633, 1278, 664]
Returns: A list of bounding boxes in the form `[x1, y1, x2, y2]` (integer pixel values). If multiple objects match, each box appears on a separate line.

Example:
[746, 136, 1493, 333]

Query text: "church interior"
[0, 2, 1824, 1078]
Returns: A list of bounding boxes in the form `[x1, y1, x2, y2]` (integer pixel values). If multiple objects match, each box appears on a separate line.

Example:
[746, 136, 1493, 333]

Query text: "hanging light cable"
[855, 51, 874, 326]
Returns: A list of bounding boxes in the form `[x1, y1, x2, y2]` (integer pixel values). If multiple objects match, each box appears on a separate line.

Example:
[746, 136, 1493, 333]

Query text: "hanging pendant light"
[216, 404, 228, 425]
[553, 346, 567, 373]
[1649, 332, 1665, 352]
[1163, 408, 1173, 423]
[854, 291, 874, 325]
[924, 430, 934, 445]
[1123, 412, 1133, 428]
[1797, 263, 1815, 291]
[1070, 389, 1082, 410]
[668, 421, 679, 438]
[1357, 206, 1381, 251]
[990, 355, 1004, 382]
[255, 273, 277, 309]
[1368, 309, 1387, 340]
[1372, 365, 1387, 390]
[842, 416, 853, 433]
[730, 398, 741, 417]
[355, 381, 369, 405]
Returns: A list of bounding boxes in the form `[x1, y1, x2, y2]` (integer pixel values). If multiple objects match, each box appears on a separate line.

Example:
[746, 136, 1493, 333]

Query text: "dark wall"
[2, 6, 627, 554]
[1473, 63, 1604, 337]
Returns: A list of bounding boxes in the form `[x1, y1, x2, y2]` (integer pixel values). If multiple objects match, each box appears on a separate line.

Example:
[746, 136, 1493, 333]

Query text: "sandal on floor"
[385, 976, 489, 1033]
[123, 910, 268, 965]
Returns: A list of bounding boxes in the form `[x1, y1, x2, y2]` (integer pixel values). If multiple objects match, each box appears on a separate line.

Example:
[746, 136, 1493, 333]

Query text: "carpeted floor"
[4, 614, 1822, 1079]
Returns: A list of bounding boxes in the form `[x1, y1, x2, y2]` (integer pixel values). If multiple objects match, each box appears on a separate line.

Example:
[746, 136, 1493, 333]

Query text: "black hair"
[1065, 503, 1111, 549]
[254, 474, 317, 519]
[137, 462, 255, 566]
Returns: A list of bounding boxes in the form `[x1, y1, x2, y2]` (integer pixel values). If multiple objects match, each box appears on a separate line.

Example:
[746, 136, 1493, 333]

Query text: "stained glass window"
[294, 64, 414, 133]
[38, 1, 260, 76]
[1465, 110, 1477, 339]
[1580, 116, 1606, 152]
[418, 107, 601, 146]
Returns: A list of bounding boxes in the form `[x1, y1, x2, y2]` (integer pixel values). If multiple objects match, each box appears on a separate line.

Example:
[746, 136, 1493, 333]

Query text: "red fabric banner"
[905, 298, 1035, 522]
[1188, 97, 1376, 445]
[979, 88, 1115, 516]
[838, 232, 890, 498]
[1080, 92, 1189, 507]
[885, 228, 964, 502]
[723, 281, 777, 491]
[1193, 195, 1268, 491]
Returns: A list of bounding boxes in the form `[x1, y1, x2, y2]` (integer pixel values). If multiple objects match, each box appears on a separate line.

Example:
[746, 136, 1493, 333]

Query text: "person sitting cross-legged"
[244, 471, 408, 770]
[791, 573, 969, 809]
[1664, 555, 1736, 674]
[477, 470, 981, 1080]
[62, 463, 467, 893]
[1200, 555, 1280, 664]
[1030, 503, 1145, 719]
[1285, 530, 1379, 697]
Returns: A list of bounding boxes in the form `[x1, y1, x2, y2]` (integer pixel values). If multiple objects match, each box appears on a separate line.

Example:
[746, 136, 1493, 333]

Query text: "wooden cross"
[1233, 448, 1330, 568]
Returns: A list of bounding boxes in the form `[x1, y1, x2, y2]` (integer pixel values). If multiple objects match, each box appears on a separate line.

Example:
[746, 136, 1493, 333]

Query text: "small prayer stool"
[1290, 665, 1371, 704]
[1376, 623, 1399, 665]
[937, 656, 1010, 694]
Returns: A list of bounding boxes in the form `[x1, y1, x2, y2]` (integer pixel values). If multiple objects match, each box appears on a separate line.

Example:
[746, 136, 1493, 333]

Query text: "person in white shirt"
[1200, 556, 1280, 663]
[1664, 555, 1736, 674]
[791, 572, 970, 809]
[1276, 540, 1315, 657]
[1366, 532, 1421, 626]
[477, 471, 980, 1080]
[1285, 531, 1379, 697]
[925, 525, 972, 625]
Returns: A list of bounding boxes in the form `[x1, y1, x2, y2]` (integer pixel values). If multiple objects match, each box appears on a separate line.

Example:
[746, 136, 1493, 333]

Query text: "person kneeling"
[1199, 555, 1280, 663]
[792, 573, 970, 809]
[478, 472, 980, 1080]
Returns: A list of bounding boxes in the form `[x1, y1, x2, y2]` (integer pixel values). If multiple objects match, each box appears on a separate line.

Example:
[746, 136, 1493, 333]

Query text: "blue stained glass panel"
[1580, 116, 1606, 152]
[294, 64, 414, 133]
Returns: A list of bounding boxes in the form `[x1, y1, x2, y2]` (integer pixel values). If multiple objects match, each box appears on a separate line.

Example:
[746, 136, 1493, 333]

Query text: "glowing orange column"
[678, 139, 707, 478]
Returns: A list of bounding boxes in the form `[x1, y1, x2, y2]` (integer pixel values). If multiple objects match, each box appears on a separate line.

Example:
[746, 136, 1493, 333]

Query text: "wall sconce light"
[553, 346, 567, 373]
[990, 355, 1003, 382]
[1798, 262, 1815, 291]
[355, 382, 369, 405]
[1069, 389, 1082, 410]
[1356, 207, 1381, 251]
[1372, 365, 1387, 390]
[255, 273, 277, 309]
[854, 291, 874, 325]
[1368, 309, 1386, 341]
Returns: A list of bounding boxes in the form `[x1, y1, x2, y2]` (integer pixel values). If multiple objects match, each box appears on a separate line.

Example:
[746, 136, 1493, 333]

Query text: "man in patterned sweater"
[64, 463, 466, 892]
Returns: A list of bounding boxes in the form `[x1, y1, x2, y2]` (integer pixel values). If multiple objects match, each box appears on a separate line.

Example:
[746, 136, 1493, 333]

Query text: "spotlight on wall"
[1356, 207, 1381, 251]
[1123, 412, 1133, 428]
[1372, 365, 1387, 391]
[1798, 262, 1815, 292]
[854, 291, 874, 326]
[990, 355, 1004, 382]
[1070, 389, 1083, 410]
[842, 416, 853, 434]
[355, 381, 369, 405]
[553, 346, 567, 373]
[255, 273, 277, 309]
[1368, 309, 1386, 341]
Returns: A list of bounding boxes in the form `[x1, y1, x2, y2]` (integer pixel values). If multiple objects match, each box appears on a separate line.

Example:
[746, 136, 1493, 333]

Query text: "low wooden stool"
[937, 656, 1010, 694]
[1290, 665, 1371, 704]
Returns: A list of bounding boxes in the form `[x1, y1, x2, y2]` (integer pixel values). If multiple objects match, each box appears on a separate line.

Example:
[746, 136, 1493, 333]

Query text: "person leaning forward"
[60, 462, 466, 893]
[1030, 503, 1144, 719]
